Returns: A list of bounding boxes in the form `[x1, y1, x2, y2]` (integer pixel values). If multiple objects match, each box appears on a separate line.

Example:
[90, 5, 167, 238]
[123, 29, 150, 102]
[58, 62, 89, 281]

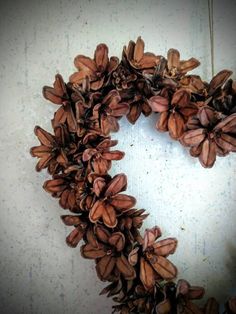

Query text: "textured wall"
[0, 0, 236, 313]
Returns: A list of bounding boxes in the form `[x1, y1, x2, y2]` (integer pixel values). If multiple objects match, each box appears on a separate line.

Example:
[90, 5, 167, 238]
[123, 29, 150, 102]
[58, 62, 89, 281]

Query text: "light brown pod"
[116, 254, 136, 280]
[181, 129, 206, 147]
[204, 297, 219, 314]
[96, 255, 116, 281]
[153, 238, 178, 257]
[108, 232, 125, 252]
[140, 257, 155, 291]
[168, 112, 185, 140]
[148, 96, 169, 113]
[81, 243, 106, 259]
[147, 255, 177, 280]
[105, 173, 127, 197]
[199, 139, 216, 168]
[208, 69, 232, 95]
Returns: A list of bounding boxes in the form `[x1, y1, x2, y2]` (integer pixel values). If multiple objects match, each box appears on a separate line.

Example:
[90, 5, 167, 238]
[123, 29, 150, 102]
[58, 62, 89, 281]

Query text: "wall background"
[0, 0, 236, 313]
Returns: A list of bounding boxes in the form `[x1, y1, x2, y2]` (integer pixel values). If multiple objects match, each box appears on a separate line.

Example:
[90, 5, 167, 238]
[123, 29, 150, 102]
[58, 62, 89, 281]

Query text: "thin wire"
[208, 0, 214, 77]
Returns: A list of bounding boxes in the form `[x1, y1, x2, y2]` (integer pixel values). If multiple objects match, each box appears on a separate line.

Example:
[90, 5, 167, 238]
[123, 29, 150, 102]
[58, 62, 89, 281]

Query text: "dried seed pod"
[148, 96, 169, 112]
[140, 257, 155, 291]
[93, 177, 106, 197]
[214, 113, 236, 134]
[66, 227, 86, 248]
[34, 126, 56, 147]
[143, 226, 162, 250]
[43, 178, 67, 193]
[177, 300, 203, 314]
[61, 215, 83, 226]
[167, 48, 180, 70]
[208, 69, 233, 96]
[152, 238, 178, 257]
[181, 129, 206, 147]
[179, 58, 200, 74]
[96, 255, 116, 281]
[157, 111, 169, 132]
[105, 174, 127, 197]
[147, 255, 177, 280]
[110, 194, 136, 210]
[176, 279, 190, 297]
[171, 89, 190, 106]
[188, 286, 205, 300]
[204, 297, 219, 314]
[215, 133, 236, 152]
[128, 247, 139, 266]
[227, 296, 236, 313]
[81, 243, 106, 259]
[108, 232, 125, 252]
[199, 139, 216, 168]
[156, 298, 172, 314]
[198, 106, 218, 127]
[43, 74, 68, 105]
[95, 225, 111, 243]
[168, 112, 185, 140]
[116, 254, 136, 280]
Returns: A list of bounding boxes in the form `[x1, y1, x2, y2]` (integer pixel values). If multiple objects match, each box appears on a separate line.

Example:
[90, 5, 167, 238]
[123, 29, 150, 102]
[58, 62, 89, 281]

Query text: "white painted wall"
[0, 0, 235, 313]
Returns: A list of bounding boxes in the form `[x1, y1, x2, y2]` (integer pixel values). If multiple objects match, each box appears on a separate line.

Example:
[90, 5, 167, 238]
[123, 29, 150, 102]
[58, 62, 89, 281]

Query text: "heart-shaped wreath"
[30, 37, 236, 313]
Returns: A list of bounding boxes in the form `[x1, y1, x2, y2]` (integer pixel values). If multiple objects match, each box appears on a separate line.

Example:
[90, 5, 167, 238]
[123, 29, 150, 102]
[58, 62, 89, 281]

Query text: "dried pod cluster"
[31, 37, 236, 313]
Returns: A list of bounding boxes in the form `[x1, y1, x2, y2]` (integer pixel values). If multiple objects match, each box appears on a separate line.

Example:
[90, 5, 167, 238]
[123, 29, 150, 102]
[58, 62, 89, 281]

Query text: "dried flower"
[181, 107, 236, 167]
[149, 88, 198, 139]
[92, 90, 130, 135]
[61, 215, 88, 248]
[82, 137, 124, 174]
[70, 43, 119, 90]
[123, 36, 160, 73]
[30, 124, 74, 174]
[89, 174, 136, 228]
[140, 226, 178, 291]
[81, 226, 136, 281]
[43, 74, 70, 105]
[164, 48, 200, 79]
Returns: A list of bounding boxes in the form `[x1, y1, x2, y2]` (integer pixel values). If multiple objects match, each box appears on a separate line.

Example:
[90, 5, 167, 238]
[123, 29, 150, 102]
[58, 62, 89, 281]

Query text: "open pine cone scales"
[30, 37, 236, 314]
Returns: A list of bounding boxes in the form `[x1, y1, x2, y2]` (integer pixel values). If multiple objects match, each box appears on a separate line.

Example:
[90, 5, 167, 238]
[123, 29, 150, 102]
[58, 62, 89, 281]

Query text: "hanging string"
[208, 0, 214, 77]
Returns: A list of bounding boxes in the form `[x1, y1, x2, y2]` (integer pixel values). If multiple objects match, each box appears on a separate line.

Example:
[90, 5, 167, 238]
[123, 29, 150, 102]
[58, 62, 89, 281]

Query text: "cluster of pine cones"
[30, 37, 236, 313]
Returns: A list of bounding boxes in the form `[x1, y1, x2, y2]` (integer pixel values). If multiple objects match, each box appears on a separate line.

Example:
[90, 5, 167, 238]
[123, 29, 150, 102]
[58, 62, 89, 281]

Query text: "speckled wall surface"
[0, 0, 236, 313]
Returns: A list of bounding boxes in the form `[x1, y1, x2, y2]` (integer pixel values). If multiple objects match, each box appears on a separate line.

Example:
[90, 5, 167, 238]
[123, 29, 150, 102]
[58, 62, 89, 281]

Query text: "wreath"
[30, 37, 236, 314]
